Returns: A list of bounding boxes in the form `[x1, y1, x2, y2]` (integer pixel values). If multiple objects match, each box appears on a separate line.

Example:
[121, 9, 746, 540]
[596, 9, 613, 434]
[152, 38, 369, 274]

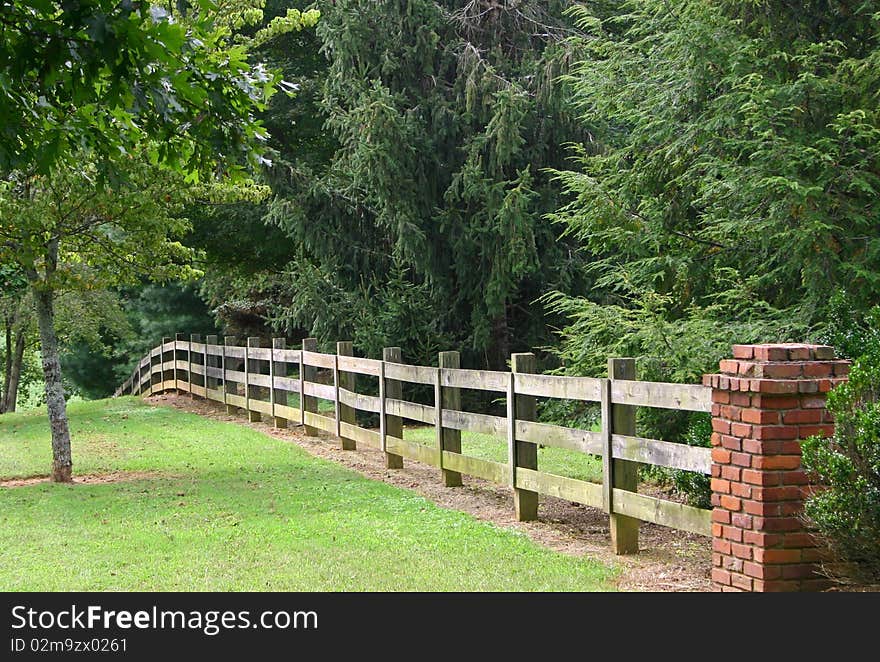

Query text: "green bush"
[801, 347, 880, 584]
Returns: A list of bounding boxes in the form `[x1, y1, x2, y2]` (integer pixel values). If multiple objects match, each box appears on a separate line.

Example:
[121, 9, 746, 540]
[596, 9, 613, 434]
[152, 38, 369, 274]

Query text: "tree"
[546, 1, 880, 381]
[187, 0, 594, 370]
[0, 2, 316, 481]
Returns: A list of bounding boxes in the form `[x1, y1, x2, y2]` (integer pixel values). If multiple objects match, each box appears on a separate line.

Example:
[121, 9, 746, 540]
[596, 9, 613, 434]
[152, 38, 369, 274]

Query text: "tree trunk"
[32, 286, 72, 482]
[3, 326, 26, 413]
[490, 306, 511, 371]
[1, 315, 11, 413]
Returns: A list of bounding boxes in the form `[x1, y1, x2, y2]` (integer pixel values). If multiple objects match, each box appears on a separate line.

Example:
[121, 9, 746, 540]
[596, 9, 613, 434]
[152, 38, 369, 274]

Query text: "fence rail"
[114, 335, 713, 548]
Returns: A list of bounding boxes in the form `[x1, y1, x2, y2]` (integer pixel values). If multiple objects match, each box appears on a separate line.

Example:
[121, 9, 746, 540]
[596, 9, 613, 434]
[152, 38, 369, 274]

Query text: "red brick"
[731, 543, 753, 560]
[754, 346, 789, 361]
[752, 425, 799, 440]
[744, 500, 781, 517]
[753, 455, 802, 470]
[730, 573, 754, 591]
[711, 448, 731, 464]
[712, 419, 731, 434]
[711, 464, 722, 477]
[780, 502, 805, 516]
[720, 495, 741, 511]
[710, 432, 722, 447]
[731, 422, 752, 438]
[799, 424, 835, 438]
[752, 395, 800, 409]
[720, 435, 742, 451]
[732, 345, 754, 359]
[712, 552, 724, 567]
[711, 478, 731, 495]
[712, 538, 731, 554]
[732, 513, 753, 530]
[817, 379, 833, 393]
[759, 363, 804, 379]
[721, 405, 742, 421]
[719, 359, 739, 374]
[712, 508, 731, 524]
[802, 362, 834, 378]
[779, 470, 810, 485]
[782, 409, 822, 424]
[752, 486, 802, 501]
[731, 482, 752, 498]
[753, 579, 800, 592]
[711, 494, 721, 508]
[787, 346, 813, 361]
[730, 392, 752, 407]
[743, 531, 783, 547]
[754, 548, 802, 564]
[741, 409, 779, 425]
[730, 452, 752, 468]
[712, 568, 732, 586]
[754, 517, 803, 532]
[812, 346, 835, 360]
[712, 523, 723, 538]
[782, 564, 820, 580]
[752, 379, 799, 394]
[802, 396, 828, 409]
[721, 465, 741, 481]
[722, 526, 744, 542]
[712, 390, 730, 404]
[724, 557, 744, 573]
[743, 561, 781, 579]
[834, 363, 850, 377]
[742, 470, 781, 486]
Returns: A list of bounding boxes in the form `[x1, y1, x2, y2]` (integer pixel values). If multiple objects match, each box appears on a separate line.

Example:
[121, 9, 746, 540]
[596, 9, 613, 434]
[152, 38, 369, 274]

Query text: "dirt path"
[0, 470, 162, 488]
[148, 393, 713, 592]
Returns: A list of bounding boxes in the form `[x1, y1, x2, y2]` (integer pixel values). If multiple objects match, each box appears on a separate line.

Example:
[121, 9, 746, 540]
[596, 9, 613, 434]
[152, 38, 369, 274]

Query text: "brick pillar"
[703, 343, 849, 592]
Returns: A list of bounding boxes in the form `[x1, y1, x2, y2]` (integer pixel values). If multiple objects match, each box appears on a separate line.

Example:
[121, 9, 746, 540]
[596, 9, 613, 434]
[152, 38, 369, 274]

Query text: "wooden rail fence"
[115, 334, 713, 552]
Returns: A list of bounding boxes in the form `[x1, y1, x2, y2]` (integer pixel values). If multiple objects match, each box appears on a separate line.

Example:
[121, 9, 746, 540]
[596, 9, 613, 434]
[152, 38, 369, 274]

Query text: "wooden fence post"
[438, 350, 463, 487]
[604, 357, 639, 554]
[302, 337, 319, 436]
[336, 341, 357, 450]
[205, 335, 218, 394]
[272, 338, 288, 429]
[246, 337, 261, 422]
[175, 332, 187, 393]
[188, 334, 199, 399]
[383, 347, 404, 469]
[224, 335, 237, 414]
[511, 353, 539, 521]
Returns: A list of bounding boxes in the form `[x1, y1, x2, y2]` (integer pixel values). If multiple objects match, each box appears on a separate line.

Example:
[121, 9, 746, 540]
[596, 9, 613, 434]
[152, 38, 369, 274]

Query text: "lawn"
[0, 398, 617, 591]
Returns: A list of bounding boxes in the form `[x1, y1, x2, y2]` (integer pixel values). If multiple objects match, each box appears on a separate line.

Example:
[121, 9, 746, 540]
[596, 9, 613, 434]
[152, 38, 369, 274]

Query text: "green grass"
[404, 426, 604, 483]
[0, 398, 617, 591]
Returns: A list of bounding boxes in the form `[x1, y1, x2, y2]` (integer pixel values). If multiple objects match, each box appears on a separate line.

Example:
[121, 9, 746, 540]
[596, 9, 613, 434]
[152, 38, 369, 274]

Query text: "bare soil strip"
[1, 470, 162, 488]
[147, 393, 712, 591]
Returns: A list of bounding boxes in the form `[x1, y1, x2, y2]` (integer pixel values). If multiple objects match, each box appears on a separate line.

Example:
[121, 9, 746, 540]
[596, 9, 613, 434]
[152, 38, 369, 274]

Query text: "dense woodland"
[2, 2, 880, 478]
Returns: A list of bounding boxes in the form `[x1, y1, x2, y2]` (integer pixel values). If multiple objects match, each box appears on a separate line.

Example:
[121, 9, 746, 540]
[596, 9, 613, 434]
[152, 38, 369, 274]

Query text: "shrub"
[801, 346, 880, 584]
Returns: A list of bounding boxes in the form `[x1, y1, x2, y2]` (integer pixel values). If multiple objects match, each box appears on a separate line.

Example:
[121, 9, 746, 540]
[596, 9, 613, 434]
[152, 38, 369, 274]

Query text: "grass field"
[0, 398, 617, 591]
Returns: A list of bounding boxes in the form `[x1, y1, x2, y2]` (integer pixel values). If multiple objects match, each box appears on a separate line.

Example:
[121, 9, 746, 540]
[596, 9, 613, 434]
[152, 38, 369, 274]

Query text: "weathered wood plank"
[189, 363, 206, 376]
[225, 369, 248, 383]
[515, 468, 604, 509]
[513, 373, 603, 402]
[387, 437, 440, 467]
[441, 452, 511, 484]
[384, 362, 436, 386]
[301, 350, 336, 369]
[247, 347, 272, 360]
[190, 342, 206, 354]
[440, 409, 507, 436]
[274, 403, 301, 424]
[440, 367, 509, 392]
[273, 375, 301, 394]
[303, 410, 336, 434]
[274, 348, 301, 364]
[205, 388, 224, 403]
[205, 366, 224, 379]
[224, 346, 245, 359]
[339, 422, 382, 449]
[338, 388, 381, 413]
[612, 434, 712, 474]
[302, 381, 336, 401]
[248, 373, 272, 388]
[226, 393, 246, 409]
[611, 379, 711, 413]
[204, 344, 224, 357]
[249, 399, 273, 416]
[612, 489, 712, 537]
[337, 355, 382, 377]
[515, 420, 603, 455]
[385, 398, 435, 425]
